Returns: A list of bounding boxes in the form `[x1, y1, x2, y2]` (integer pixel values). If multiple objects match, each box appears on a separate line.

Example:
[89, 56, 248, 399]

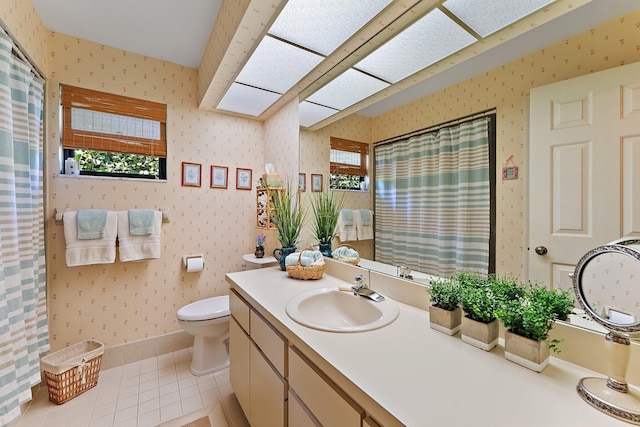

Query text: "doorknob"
[534, 246, 548, 255]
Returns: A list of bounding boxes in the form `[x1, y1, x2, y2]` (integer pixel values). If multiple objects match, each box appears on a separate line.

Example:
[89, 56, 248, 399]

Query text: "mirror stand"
[576, 333, 640, 424]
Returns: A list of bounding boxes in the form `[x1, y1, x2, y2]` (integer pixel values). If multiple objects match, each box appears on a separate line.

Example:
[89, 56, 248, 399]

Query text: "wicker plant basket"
[41, 340, 105, 404]
[286, 250, 326, 280]
[334, 244, 360, 265]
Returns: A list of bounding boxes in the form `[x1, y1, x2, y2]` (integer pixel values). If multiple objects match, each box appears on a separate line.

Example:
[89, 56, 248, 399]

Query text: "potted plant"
[495, 282, 574, 372]
[428, 277, 462, 335]
[457, 272, 508, 351]
[254, 234, 266, 258]
[269, 184, 306, 271]
[310, 189, 344, 257]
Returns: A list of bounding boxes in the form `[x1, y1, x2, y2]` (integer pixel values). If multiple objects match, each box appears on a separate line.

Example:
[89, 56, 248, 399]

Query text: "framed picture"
[182, 162, 201, 187]
[236, 168, 252, 190]
[210, 165, 228, 189]
[311, 174, 323, 192]
[298, 173, 306, 192]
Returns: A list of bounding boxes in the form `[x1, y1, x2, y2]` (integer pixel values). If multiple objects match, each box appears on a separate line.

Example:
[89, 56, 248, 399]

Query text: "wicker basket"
[286, 250, 326, 280]
[41, 340, 105, 404]
[334, 244, 360, 265]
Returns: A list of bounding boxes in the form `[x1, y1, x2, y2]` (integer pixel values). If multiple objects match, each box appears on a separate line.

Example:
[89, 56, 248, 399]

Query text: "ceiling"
[32, 0, 639, 129]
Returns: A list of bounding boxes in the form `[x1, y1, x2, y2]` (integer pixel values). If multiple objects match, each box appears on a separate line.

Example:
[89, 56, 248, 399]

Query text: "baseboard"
[101, 330, 194, 370]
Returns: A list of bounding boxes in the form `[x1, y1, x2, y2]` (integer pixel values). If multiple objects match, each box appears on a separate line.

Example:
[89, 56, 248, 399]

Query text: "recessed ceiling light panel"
[268, 0, 392, 55]
[217, 83, 280, 117]
[236, 36, 323, 94]
[299, 101, 339, 128]
[443, 0, 555, 37]
[306, 68, 389, 110]
[355, 8, 477, 83]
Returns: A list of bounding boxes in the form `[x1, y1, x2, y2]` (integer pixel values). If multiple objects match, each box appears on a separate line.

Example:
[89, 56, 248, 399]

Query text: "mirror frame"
[572, 239, 640, 338]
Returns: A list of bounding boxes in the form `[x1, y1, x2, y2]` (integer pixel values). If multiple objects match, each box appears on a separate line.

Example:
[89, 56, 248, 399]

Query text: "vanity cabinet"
[288, 346, 363, 427]
[229, 290, 287, 426]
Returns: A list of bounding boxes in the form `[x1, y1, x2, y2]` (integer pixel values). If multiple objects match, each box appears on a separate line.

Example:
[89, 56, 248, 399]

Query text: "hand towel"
[337, 209, 357, 242]
[354, 209, 373, 241]
[128, 209, 156, 235]
[64, 211, 117, 266]
[76, 209, 108, 239]
[358, 209, 372, 226]
[117, 210, 162, 262]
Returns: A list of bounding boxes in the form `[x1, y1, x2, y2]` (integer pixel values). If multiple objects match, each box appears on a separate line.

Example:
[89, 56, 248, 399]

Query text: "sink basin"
[285, 287, 399, 332]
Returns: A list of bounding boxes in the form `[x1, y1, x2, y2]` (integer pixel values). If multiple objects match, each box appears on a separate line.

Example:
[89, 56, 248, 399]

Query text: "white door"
[528, 61, 640, 291]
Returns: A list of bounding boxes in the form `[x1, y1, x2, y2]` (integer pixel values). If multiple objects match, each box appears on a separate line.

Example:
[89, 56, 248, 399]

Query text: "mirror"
[573, 238, 640, 424]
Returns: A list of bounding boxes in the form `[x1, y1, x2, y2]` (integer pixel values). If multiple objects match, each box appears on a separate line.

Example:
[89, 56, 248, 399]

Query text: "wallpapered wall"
[3, 0, 640, 352]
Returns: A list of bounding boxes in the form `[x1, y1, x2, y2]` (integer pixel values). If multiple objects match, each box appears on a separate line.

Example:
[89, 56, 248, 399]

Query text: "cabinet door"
[289, 347, 362, 427]
[230, 317, 251, 422]
[288, 390, 320, 427]
[250, 345, 287, 427]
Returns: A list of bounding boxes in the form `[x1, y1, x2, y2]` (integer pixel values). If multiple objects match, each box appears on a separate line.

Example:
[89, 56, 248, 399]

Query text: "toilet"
[177, 295, 230, 376]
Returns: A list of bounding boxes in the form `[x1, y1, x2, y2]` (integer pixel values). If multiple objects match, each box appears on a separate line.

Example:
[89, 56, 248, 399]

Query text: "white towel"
[354, 209, 373, 241]
[337, 209, 357, 242]
[64, 211, 117, 267]
[117, 210, 162, 262]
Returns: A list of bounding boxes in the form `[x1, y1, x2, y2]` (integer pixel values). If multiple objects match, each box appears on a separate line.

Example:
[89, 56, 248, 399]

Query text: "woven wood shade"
[60, 84, 167, 157]
[330, 137, 369, 176]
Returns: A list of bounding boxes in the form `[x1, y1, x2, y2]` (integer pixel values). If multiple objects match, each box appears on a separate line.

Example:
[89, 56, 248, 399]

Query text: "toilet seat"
[177, 295, 229, 321]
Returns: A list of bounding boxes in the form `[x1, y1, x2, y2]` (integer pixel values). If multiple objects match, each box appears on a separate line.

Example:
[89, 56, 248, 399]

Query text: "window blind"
[330, 137, 369, 176]
[60, 84, 167, 157]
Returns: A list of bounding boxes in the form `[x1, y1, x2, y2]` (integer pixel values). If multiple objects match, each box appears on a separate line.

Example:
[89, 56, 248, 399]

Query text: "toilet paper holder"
[183, 254, 204, 270]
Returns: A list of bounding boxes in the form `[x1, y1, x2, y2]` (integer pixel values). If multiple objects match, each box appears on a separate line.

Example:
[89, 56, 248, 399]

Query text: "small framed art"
[236, 168, 252, 190]
[311, 174, 323, 192]
[211, 165, 228, 189]
[298, 173, 306, 192]
[182, 162, 201, 187]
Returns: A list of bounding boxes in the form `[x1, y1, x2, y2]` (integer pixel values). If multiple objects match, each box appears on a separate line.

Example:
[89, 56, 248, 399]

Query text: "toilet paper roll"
[185, 256, 204, 272]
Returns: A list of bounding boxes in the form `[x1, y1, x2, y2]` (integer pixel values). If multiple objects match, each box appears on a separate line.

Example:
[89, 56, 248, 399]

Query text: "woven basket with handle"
[286, 250, 326, 280]
[334, 244, 360, 265]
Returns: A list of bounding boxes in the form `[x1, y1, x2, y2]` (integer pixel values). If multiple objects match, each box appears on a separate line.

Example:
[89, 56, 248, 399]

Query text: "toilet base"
[190, 335, 229, 376]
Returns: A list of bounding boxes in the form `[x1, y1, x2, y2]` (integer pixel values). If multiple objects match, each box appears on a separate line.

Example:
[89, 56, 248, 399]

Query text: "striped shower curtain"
[375, 116, 490, 277]
[0, 32, 49, 425]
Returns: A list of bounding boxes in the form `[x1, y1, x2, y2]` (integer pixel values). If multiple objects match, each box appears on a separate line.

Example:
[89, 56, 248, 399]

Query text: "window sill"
[58, 174, 166, 183]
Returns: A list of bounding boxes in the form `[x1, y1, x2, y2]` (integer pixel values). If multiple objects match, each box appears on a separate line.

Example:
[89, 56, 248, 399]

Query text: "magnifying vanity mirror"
[573, 238, 640, 424]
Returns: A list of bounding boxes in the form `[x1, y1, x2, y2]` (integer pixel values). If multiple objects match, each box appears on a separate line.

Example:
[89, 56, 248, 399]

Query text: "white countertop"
[226, 267, 627, 426]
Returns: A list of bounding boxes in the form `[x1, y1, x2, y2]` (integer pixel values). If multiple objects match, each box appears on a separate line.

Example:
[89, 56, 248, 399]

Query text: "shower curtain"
[0, 32, 49, 425]
[374, 116, 490, 277]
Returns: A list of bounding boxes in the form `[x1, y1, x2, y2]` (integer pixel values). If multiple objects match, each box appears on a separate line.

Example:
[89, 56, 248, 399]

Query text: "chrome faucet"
[397, 265, 413, 280]
[351, 274, 385, 302]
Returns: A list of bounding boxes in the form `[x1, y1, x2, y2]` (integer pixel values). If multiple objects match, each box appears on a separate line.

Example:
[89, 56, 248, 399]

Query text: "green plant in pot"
[310, 189, 344, 257]
[457, 271, 515, 351]
[269, 184, 306, 271]
[428, 277, 462, 335]
[495, 282, 574, 372]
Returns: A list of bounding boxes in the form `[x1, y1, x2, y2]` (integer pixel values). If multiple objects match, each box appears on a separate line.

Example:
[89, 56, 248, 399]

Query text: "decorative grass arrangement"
[310, 189, 344, 245]
[269, 184, 306, 248]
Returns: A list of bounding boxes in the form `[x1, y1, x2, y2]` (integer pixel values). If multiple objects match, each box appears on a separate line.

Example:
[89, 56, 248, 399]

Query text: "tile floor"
[14, 348, 250, 427]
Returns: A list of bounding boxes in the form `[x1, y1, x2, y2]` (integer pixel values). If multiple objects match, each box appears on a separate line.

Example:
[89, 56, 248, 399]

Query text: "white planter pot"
[504, 331, 550, 372]
[429, 306, 462, 336]
[461, 317, 499, 351]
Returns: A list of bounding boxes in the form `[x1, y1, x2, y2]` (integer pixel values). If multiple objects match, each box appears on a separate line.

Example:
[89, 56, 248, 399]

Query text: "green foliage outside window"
[330, 173, 363, 190]
[75, 150, 159, 176]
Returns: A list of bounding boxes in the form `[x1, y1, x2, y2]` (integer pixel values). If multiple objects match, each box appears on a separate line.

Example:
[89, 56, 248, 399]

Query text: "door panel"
[529, 61, 640, 289]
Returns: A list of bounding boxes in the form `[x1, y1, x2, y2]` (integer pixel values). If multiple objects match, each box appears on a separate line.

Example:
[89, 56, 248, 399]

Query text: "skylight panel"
[443, 0, 555, 38]
[299, 101, 339, 128]
[236, 36, 323, 94]
[217, 83, 280, 117]
[268, 0, 392, 56]
[355, 8, 477, 84]
[306, 68, 389, 111]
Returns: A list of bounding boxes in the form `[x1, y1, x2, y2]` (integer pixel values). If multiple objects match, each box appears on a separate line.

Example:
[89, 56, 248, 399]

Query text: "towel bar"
[54, 207, 171, 225]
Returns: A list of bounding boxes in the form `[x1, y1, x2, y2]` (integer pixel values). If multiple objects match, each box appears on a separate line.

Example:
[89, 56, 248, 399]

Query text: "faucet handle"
[354, 274, 366, 287]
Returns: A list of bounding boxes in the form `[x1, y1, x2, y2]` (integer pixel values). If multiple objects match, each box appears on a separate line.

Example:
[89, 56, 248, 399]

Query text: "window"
[60, 84, 167, 179]
[329, 137, 369, 190]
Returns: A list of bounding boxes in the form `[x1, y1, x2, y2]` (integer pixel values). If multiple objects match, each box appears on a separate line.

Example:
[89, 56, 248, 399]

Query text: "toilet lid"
[177, 295, 230, 321]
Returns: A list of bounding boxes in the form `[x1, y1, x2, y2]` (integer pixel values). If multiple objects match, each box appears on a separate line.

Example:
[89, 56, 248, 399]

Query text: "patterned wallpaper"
[3, 0, 640, 351]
